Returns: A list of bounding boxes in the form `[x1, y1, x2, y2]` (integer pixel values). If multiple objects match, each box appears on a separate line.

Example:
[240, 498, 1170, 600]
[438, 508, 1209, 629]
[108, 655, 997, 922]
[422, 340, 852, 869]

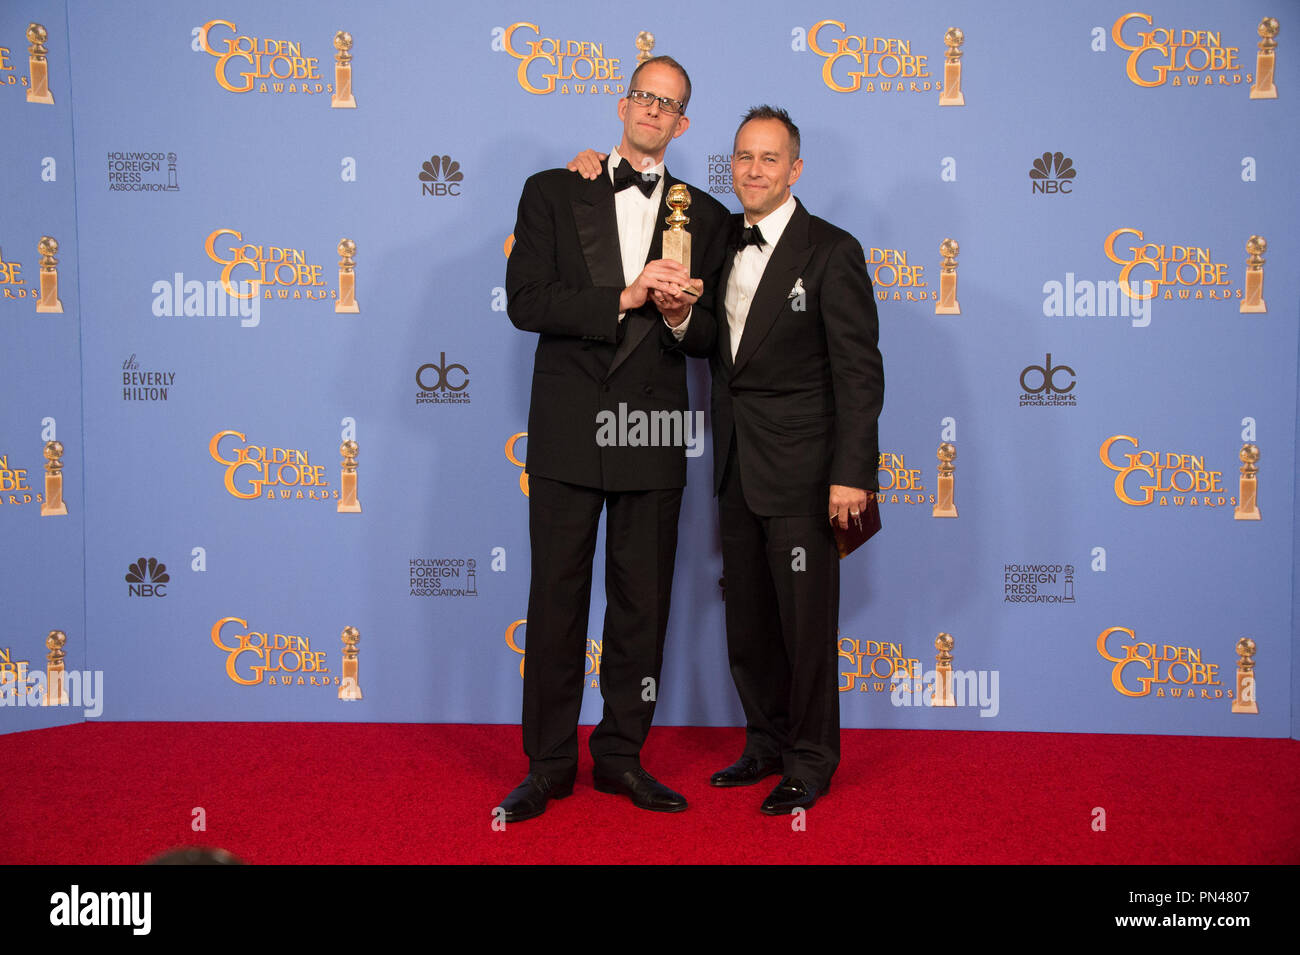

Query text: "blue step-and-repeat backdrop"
[2, 1, 1297, 739]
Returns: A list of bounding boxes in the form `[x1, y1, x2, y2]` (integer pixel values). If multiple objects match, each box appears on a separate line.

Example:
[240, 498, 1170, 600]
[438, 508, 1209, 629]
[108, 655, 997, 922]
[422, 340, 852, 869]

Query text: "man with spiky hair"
[499, 56, 728, 822]
[706, 106, 883, 814]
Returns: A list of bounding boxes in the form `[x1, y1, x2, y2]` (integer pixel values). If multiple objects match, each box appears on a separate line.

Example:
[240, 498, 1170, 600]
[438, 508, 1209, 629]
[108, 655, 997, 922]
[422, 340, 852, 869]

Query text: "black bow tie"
[738, 224, 766, 249]
[612, 159, 660, 198]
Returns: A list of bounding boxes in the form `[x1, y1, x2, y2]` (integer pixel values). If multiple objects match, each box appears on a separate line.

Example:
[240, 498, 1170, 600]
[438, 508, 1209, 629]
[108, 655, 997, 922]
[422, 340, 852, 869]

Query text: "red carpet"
[3, 722, 1297, 865]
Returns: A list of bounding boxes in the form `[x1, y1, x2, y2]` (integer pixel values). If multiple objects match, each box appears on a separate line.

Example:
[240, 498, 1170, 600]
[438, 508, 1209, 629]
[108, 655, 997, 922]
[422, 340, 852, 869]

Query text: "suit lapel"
[572, 160, 624, 293]
[606, 168, 675, 378]
[731, 201, 814, 377]
[718, 215, 742, 372]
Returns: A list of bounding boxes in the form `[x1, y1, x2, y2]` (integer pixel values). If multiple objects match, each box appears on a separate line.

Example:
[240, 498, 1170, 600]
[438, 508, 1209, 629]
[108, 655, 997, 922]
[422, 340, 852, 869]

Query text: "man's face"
[616, 63, 691, 164]
[731, 118, 803, 222]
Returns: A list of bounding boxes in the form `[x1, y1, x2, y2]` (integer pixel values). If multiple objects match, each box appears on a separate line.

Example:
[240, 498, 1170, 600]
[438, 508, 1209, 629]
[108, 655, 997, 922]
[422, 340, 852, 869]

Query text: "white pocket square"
[788, 278, 806, 300]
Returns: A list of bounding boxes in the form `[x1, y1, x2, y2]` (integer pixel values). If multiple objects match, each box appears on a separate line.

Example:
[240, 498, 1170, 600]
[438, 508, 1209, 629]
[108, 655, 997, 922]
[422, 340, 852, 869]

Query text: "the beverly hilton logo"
[1096, 626, 1228, 701]
[1111, 13, 1279, 95]
[500, 23, 625, 95]
[205, 228, 346, 304]
[1105, 228, 1245, 304]
[1099, 435, 1232, 509]
[211, 616, 344, 689]
[197, 20, 355, 102]
[807, 21, 964, 100]
[209, 429, 338, 503]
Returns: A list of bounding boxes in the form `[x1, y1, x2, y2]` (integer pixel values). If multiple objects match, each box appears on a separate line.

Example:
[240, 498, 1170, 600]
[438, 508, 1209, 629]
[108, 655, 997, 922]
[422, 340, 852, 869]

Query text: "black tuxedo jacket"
[507, 163, 728, 491]
[711, 199, 884, 515]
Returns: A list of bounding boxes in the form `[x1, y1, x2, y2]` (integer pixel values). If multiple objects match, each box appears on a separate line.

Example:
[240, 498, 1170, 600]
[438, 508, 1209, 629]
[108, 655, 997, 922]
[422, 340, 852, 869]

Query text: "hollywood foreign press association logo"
[419, 155, 463, 196]
[106, 150, 179, 192]
[1003, 563, 1075, 605]
[1019, 354, 1077, 407]
[1029, 151, 1075, 194]
[126, 557, 169, 597]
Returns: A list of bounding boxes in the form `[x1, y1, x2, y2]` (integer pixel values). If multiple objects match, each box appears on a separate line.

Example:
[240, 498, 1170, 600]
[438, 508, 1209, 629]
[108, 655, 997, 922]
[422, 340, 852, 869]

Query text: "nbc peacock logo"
[125, 557, 169, 598]
[419, 155, 463, 197]
[1028, 151, 1076, 195]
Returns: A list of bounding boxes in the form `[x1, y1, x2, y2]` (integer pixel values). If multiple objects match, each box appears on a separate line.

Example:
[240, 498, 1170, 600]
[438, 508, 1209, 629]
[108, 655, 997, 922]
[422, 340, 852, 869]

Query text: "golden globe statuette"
[1250, 18, 1279, 100]
[1234, 443, 1260, 520]
[335, 238, 359, 313]
[635, 31, 656, 65]
[339, 626, 362, 701]
[935, 238, 960, 314]
[337, 440, 361, 513]
[36, 236, 63, 314]
[933, 442, 957, 518]
[40, 440, 68, 516]
[939, 28, 965, 106]
[1231, 637, 1258, 714]
[42, 630, 69, 706]
[662, 183, 692, 269]
[931, 633, 956, 707]
[330, 31, 356, 108]
[1239, 236, 1267, 314]
[25, 23, 54, 105]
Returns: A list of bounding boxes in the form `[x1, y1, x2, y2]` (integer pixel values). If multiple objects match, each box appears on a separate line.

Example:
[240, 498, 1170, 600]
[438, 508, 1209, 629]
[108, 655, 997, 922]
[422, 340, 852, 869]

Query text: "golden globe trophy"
[939, 28, 965, 106]
[662, 183, 692, 269]
[337, 440, 361, 513]
[40, 440, 68, 516]
[1231, 637, 1258, 714]
[339, 627, 362, 700]
[635, 31, 655, 65]
[1234, 443, 1260, 520]
[36, 236, 63, 314]
[25, 23, 54, 105]
[1249, 18, 1279, 100]
[335, 238, 359, 313]
[330, 31, 356, 108]
[935, 238, 960, 314]
[933, 442, 957, 518]
[1239, 235, 1267, 313]
[42, 630, 69, 706]
[931, 633, 956, 707]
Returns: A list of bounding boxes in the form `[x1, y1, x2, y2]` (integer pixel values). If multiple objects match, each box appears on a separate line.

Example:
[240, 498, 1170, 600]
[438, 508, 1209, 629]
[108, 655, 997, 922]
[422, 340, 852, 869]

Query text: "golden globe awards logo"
[0, 449, 41, 508]
[1099, 435, 1233, 509]
[876, 450, 933, 506]
[1110, 13, 1249, 89]
[501, 23, 625, 95]
[1096, 626, 1226, 700]
[866, 247, 934, 303]
[807, 20, 941, 94]
[208, 430, 337, 503]
[205, 229, 337, 303]
[1105, 228, 1238, 303]
[197, 20, 333, 96]
[211, 616, 339, 688]
[0, 243, 32, 301]
[505, 618, 601, 686]
[838, 638, 920, 693]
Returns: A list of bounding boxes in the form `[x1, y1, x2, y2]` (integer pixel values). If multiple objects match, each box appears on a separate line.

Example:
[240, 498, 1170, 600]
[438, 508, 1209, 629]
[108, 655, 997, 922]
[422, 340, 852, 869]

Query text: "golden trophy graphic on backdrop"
[337, 440, 361, 513]
[335, 238, 359, 313]
[1239, 235, 1267, 313]
[40, 440, 68, 516]
[635, 30, 655, 64]
[339, 626, 362, 700]
[935, 238, 960, 314]
[931, 633, 956, 707]
[36, 236, 63, 314]
[1234, 443, 1260, 520]
[939, 28, 965, 106]
[933, 442, 957, 518]
[331, 31, 356, 108]
[41, 630, 69, 706]
[25, 23, 55, 105]
[1231, 637, 1258, 714]
[662, 184, 692, 271]
[1250, 18, 1279, 99]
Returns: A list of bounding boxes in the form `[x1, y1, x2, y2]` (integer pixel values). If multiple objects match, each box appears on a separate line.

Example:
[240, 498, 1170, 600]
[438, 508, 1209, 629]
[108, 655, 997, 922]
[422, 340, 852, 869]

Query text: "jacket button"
[643, 386, 654, 396]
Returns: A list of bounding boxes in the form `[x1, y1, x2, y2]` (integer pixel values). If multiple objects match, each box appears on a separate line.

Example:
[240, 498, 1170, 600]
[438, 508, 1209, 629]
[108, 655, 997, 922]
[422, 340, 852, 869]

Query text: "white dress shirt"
[725, 193, 797, 360]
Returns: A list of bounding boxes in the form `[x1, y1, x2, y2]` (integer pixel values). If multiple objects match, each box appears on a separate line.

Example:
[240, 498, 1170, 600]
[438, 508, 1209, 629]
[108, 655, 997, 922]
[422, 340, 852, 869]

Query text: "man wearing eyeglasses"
[500, 56, 728, 822]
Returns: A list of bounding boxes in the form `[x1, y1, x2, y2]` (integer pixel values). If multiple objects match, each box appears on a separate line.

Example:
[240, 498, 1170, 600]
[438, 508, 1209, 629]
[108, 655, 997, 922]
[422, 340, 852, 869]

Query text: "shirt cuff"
[665, 307, 692, 340]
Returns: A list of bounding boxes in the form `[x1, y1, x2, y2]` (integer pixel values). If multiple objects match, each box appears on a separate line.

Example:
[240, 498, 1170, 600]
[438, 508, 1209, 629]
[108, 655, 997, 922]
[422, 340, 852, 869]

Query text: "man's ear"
[787, 156, 804, 188]
[671, 114, 691, 140]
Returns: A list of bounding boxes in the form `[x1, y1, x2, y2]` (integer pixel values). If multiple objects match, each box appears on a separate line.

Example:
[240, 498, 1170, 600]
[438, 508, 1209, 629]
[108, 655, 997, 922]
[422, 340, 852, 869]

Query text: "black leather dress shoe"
[759, 775, 829, 815]
[496, 772, 574, 823]
[593, 767, 688, 812]
[709, 754, 784, 787]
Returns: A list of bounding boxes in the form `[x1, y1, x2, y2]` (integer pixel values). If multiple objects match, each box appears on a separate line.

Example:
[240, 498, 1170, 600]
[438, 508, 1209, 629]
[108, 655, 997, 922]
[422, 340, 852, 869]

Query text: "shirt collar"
[743, 194, 797, 250]
[608, 146, 666, 186]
